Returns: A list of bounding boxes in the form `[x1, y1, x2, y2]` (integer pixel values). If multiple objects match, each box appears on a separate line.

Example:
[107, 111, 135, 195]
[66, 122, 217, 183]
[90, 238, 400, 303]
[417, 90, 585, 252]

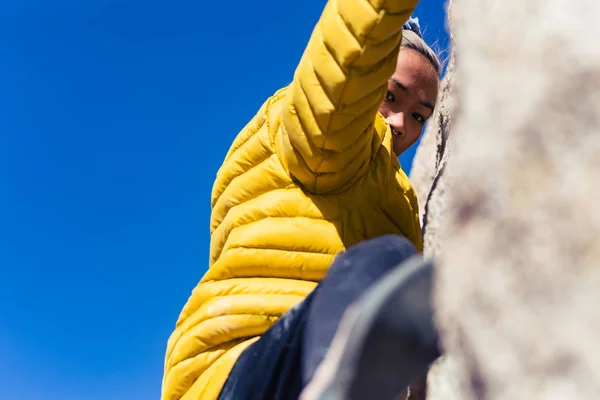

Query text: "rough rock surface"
[426, 356, 465, 400]
[432, 0, 600, 399]
[408, 116, 438, 219]
[408, 1, 467, 398]
[410, 0, 455, 260]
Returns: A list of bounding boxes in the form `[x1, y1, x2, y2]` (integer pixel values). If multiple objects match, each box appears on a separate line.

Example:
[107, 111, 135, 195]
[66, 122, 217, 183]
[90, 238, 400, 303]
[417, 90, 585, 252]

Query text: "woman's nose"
[387, 112, 405, 135]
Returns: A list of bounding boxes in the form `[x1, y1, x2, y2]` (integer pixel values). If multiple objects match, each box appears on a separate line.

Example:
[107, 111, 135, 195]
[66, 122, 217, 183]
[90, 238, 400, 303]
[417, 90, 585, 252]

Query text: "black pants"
[218, 235, 418, 400]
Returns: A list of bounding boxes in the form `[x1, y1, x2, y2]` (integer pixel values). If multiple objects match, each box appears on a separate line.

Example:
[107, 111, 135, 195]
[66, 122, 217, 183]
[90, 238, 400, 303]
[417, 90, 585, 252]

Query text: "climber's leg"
[300, 256, 440, 400]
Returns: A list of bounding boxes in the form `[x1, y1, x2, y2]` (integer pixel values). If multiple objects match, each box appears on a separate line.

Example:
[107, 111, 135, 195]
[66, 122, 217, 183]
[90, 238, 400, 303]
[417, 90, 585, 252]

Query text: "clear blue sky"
[0, 1, 449, 399]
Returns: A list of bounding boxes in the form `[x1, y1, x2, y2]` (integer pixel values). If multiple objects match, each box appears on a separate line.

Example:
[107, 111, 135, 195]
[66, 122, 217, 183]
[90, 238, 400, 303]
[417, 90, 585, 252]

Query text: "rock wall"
[409, 1, 467, 399]
[422, 0, 600, 399]
[407, 112, 438, 218]
[410, 0, 455, 260]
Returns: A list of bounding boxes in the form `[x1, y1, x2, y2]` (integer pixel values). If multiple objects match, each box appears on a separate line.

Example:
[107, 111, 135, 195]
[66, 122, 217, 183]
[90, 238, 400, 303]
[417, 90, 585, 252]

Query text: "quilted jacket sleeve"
[277, 0, 419, 193]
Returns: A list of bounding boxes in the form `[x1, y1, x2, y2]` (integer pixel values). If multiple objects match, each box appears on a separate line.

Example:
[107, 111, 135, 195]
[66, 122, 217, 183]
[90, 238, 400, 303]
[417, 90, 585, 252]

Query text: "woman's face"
[379, 48, 439, 156]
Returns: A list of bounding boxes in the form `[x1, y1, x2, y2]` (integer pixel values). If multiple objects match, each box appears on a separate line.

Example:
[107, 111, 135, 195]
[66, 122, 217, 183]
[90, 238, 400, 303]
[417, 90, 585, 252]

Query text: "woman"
[162, 0, 441, 399]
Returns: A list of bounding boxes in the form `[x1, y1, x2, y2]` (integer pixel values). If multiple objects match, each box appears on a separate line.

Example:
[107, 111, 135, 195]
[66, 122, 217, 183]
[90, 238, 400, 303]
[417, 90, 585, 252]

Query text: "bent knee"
[345, 234, 416, 259]
[328, 234, 417, 279]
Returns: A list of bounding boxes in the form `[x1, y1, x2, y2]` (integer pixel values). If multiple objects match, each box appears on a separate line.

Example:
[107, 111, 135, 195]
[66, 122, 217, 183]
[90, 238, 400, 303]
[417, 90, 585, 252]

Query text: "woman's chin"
[392, 140, 403, 157]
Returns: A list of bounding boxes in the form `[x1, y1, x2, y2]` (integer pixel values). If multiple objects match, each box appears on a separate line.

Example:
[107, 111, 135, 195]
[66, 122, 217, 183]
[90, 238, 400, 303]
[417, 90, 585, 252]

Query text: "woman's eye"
[385, 91, 395, 102]
[413, 113, 425, 124]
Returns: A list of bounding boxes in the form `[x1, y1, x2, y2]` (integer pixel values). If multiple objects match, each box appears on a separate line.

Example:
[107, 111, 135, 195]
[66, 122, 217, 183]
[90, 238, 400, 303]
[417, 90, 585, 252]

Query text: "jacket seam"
[227, 244, 338, 256]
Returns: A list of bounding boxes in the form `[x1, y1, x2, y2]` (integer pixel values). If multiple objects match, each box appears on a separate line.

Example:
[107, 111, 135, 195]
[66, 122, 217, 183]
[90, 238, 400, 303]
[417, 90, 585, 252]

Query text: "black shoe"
[300, 256, 441, 400]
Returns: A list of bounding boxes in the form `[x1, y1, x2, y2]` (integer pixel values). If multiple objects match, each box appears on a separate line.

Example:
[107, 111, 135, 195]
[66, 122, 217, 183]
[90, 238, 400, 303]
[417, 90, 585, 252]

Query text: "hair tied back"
[402, 16, 422, 38]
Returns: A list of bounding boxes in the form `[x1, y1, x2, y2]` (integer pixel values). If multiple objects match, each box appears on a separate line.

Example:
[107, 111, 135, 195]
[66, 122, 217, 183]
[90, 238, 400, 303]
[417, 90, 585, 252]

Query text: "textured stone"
[408, 1, 468, 399]
[410, 0, 455, 260]
[426, 356, 465, 400]
[434, 0, 600, 399]
[408, 116, 438, 220]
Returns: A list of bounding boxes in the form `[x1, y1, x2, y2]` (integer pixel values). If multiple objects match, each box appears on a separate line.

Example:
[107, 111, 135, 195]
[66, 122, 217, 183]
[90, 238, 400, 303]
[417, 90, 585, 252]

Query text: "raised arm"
[277, 0, 419, 193]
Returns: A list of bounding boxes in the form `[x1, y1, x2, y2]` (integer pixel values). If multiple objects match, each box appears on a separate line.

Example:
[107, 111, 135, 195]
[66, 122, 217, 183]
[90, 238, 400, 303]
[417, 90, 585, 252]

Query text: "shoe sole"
[300, 256, 440, 400]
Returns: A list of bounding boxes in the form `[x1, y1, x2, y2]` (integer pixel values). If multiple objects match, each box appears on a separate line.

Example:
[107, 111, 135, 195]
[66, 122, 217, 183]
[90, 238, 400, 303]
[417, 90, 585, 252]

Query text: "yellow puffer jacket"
[162, 0, 422, 399]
